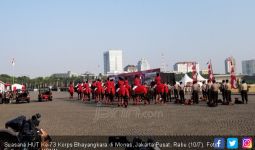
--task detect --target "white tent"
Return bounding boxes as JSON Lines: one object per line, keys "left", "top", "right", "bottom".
{"left": 179, "top": 74, "right": 193, "bottom": 86}
{"left": 197, "top": 73, "right": 207, "bottom": 82}
{"left": 11, "top": 84, "right": 22, "bottom": 91}
{"left": 0, "top": 81, "right": 5, "bottom": 92}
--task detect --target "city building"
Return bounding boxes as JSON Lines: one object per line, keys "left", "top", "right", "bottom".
{"left": 124, "top": 65, "right": 137, "bottom": 72}
{"left": 200, "top": 69, "right": 209, "bottom": 75}
{"left": 173, "top": 62, "right": 199, "bottom": 74}
{"left": 225, "top": 56, "right": 236, "bottom": 74}
{"left": 214, "top": 74, "right": 244, "bottom": 83}
{"left": 103, "top": 49, "right": 123, "bottom": 75}
{"left": 80, "top": 71, "right": 96, "bottom": 80}
{"left": 137, "top": 58, "right": 150, "bottom": 71}
{"left": 242, "top": 59, "right": 255, "bottom": 75}
{"left": 51, "top": 71, "right": 79, "bottom": 78}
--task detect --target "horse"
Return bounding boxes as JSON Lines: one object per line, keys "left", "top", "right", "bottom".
{"left": 104, "top": 86, "right": 115, "bottom": 104}
{"left": 132, "top": 85, "right": 149, "bottom": 105}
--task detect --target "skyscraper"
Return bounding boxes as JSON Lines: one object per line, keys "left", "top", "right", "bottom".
{"left": 242, "top": 59, "right": 255, "bottom": 75}
{"left": 173, "top": 62, "right": 199, "bottom": 74}
{"left": 103, "top": 50, "right": 123, "bottom": 75}
{"left": 225, "top": 56, "right": 236, "bottom": 74}
{"left": 137, "top": 58, "right": 150, "bottom": 71}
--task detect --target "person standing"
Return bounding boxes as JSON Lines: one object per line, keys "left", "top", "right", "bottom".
{"left": 192, "top": 81, "right": 200, "bottom": 104}
{"left": 220, "top": 80, "right": 226, "bottom": 103}
{"left": 206, "top": 80, "right": 213, "bottom": 104}
{"left": 212, "top": 80, "right": 219, "bottom": 106}
{"left": 201, "top": 81, "right": 207, "bottom": 101}
{"left": 225, "top": 80, "right": 232, "bottom": 103}
{"left": 167, "top": 82, "right": 172, "bottom": 102}
{"left": 240, "top": 80, "right": 248, "bottom": 104}
{"left": 173, "top": 82, "right": 179, "bottom": 100}
{"left": 179, "top": 82, "right": 185, "bottom": 103}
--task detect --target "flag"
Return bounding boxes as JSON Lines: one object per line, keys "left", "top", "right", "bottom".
{"left": 207, "top": 60, "right": 214, "bottom": 81}
{"left": 192, "top": 62, "right": 197, "bottom": 82}
{"left": 229, "top": 59, "right": 237, "bottom": 89}
{"left": 11, "top": 58, "right": 15, "bottom": 67}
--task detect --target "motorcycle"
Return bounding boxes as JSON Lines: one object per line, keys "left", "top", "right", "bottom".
{"left": 0, "top": 114, "right": 51, "bottom": 150}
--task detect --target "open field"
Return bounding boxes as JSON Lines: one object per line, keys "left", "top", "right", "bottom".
{"left": 0, "top": 92, "right": 254, "bottom": 136}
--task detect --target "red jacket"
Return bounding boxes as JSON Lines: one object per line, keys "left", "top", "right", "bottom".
{"left": 84, "top": 83, "right": 91, "bottom": 93}
{"left": 118, "top": 80, "right": 128, "bottom": 96}
{"left": 134, "top": 78, "right": 141, "bottom": 86}
{"left": 124, "top": 80, "right": 131, "bottom": 91}
{"left": 78, "top": 84, "right": 82, "bottom": 92}
{"left": 155, "top": 76, "right": 161, "bottom": 85}
{"left": 69, "top": 84, "right": 74, "bottom": 93}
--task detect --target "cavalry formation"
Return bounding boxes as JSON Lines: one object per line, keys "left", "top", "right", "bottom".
{"left": 69, "top": 73, "right": 183, "bottom": 108}
{"left": 68, "top": 73, "right": 249, "bottom": 108}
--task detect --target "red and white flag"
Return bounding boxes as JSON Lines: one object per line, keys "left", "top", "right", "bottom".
{"left": 229, "top": 58, "right": 237, "bottom": 89}
{"left": 11, "top": 58, "right": 15, "bottom": 67}
{"left": 207, "top": 60, "right": 214, "bottom": 81}
{"left": 192, "top": 62, "right": 197, "bottom": 82}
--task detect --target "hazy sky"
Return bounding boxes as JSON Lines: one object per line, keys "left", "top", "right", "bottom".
{"left": 0, "top": 0, "right": 255, "bottom": 78}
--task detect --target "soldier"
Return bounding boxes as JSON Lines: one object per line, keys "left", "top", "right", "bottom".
{"left": 201, "top": 81, "right": 207, "bottom": 100}
{"left": 206, "top": 80, "right": 213, "bottom": 104}
{"left": 225, "top": 80, "right": 232, "bottom": 103}
{"left": 220, "top": 80, "right": 226, "bottom": 103}
{"left": 192, "top": 81, "right": 200, "bottom": 104}
{"left": 173, "top": 82, "right": 179, "bottom": 100}
{"left": 167, "top": 82, "right": 172, "bottom": 102}
{"left": 240, "top": 80, "right": 248, "bottom": 104}
{"left": 212, "top": 80, "right": 219, "bottom": 106}
{"left": 179, "top": 82, "right": 185, "bottom": 103}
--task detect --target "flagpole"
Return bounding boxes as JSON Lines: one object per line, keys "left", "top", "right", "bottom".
{"left": 11, "top": 58, "right": 15, "bottom": 84}
{"left": 12, "top": 65, "right": 14, "bottom": 84}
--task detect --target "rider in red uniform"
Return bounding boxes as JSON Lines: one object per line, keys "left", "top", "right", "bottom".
{"left": 154, "top": 73, "right": 161, "bottom": 85}
{"left": 77, "top": 82, "right": 83, "bottom": 100}
{"left": 68, "top": 82, "right": 74, "bottom": 99}
{"left": 110, "top": 79, "right": 115, "bottom": 95}
{"left": 118, "top": 77, "right": 125, "bottom": 96}
{"left": 118, "top": 77, "right": 129, "bottom": 107}
{"left": 133, "top": 75, "right": 141, "bottom": 94}
{"left": 124, "top": 77, "right": 131, "bottom": 93}
{"left": 83, "top": 80, "right": 91, "bottom": 101}
{"left": 105, "top": 78, "right": 112, "bottom": 94}
{"left": 96, "top": 79, "right": 103, "bottom": 95}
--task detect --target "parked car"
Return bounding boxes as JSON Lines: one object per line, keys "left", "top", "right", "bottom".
{"left": 0, "top": 91, "right": 13, "bottom": 104}
{"left": 38, "top": 88, "right": 52, "bottom": 102}
{"left": 16, "top": 90, "right": 30, "bottom": 103}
